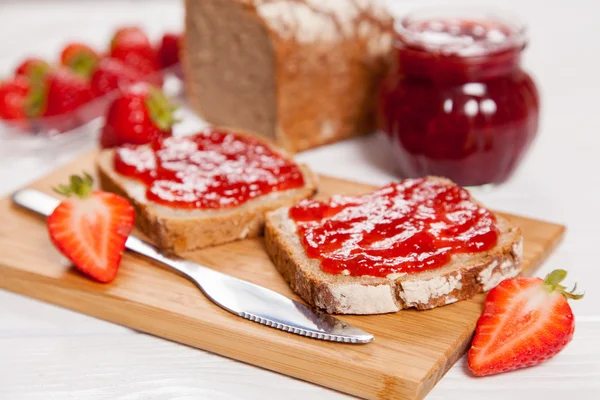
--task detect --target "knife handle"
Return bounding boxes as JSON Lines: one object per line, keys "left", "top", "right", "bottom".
{"left": 12, "top": 189, "right": 59, "bottom": 217}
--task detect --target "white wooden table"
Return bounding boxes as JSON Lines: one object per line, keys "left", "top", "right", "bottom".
{"left": 1, "top": 0, "right": 599, "bottom": 399}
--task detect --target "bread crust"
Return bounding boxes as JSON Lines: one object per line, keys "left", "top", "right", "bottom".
{"left": 97, "top": 130, "right": 318, "bottom": 253}
{"left": 182, "top": 0, "right": 394, "bottom": 153}
{"left": 264, "top": 194, "right": 523, "bottom": 315}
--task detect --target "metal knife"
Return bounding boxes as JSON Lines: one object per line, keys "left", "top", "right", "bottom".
{"left": 12, "top": 189, "right": 374, "bottom": 344}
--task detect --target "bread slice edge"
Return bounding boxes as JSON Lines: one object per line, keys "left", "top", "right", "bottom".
{"left": 97, "top": 136, "right": 318, "bottom": 253}
{"left": 265, "top": 206, "right": 523, "bottom": 315}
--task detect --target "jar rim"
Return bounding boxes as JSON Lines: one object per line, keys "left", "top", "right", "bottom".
{"left": 395, "top": 6, "right": 528, "bottom": 57}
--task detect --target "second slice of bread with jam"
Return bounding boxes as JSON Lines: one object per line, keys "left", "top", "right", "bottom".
{"left": 265, "top": 177, "right": 523, "bottom": 314}
{"left": 97, "top": 128, "right": 318, "bottom": 253}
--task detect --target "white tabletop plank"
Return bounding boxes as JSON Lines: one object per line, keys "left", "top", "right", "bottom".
{"left": 1, "top": 0, "right": 599, "bottom": 399}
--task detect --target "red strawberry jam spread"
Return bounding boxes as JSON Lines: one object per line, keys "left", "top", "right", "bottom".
{"left": 114, "top": 129, "right": 305, "bottom": 209}
{"left": 289, "top": 178, "right": 499, "bottom": 277}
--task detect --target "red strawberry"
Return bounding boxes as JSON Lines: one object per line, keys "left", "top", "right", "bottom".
{"left": 15, "top": 57, "right": 50, "bottom": 83}
{"left": 111, "top": 27, "right": 152, "bottom": 49}
{"left": 158, "top": 33, "right": 181, "bottom": 68}
{"left": 110, "top": 26, "right": 162, "bottom": 85}
{"left": 90, "top": 57, "right": 144, "bottom": 97}
{"left": 60, "top": 42, "right": 100, "bottom": 78}
{"left": 468, "top": 269, "right": 583, "bottom": 377}
{"left": 100, "top": 83, "right": 176, "bottom": 148}
{"left": 47, "top": 173, "right": 135, "bottom": 283}
{"left": 0, "top": 76, "right": 30, "bottom": 120}
{"left": 41, "top": 69, "right": 93, "bottom": 117}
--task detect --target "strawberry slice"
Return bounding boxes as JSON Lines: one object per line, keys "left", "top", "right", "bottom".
{"left": 47, "top": 173, "right": 135, "bottom": 283}
{"left": 468, "top": 269, "right": 583, "bottom": 376}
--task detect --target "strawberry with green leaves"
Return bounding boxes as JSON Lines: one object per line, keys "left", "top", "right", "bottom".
{"left": 60, "top": 42, "right": 100, "bottom": 78}
{"left": 41, "top": 69, "right": 93, "bottom": 117}
{"left": 47, "top": 173, "right": 135, "bottom": 283}
{"left": 100, "top": 83, "right": 176, "bottom": 148}
{"left": 468, "top": 269, "right": 583, "bottom": 376}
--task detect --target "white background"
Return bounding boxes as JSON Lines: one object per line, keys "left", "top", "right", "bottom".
{"left": 0, "top": 0, "right": 599, "bottom": 399}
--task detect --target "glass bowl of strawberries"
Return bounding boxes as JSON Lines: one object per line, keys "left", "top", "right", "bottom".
{"left": 0, "top": 27, "right": 181, "bottom": 157}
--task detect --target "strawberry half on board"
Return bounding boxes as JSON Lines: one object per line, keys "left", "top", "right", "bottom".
{"left": 47, "top": 173, "right": 135, "bottom": 283}
{"left": 468, "top": 269, "right": 583, "bottom": 376}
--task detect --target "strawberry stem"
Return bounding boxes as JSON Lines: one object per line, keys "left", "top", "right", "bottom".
{"left": 145, "top": 86, "right": 179, "bottom": 132}
{"left": 53, "top": 172, "right": 94, "bottom": 198}
{"left": 27, "top": 61, "right": 51, "bottom": 84}
{"left": 68, "top": 53, "right": 98, "bottom": 79}
{"left": 24, "top": 81, "right": 47, "bottom": 118}
{"left": 543, "top": 269, "right": 584, "bottom": 300}
{"left": 544, "top": 269, "right": 567, "bottom": 287}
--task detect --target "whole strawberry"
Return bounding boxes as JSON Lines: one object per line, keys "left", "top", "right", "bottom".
{"left": 42, "top": 69, "right": 93, "bottom": 117}
{"left": 110, "top": 26, "right": 162, "bottom": 86}
{"left": 15, "top": 57, "right": 50, "bottom": 83}
{"left": 60, "top": 42, "right": 100, "bottom": 78}
{"left": 468, "top": 269, "right": 583, "bottom": 376}
{"left": 100, "top": 83, "right": 177, "bottom": 148}
{"left": 111, "top": 26, "right": 152, "bottom": 49}
{"left": 47, "top": 173, "right": 135, "bottom": 283}
{"left": 158, "top": 33, "right": 181, "bottom": 68}
{"left": 0, "top": 76, "right": 30, "bottom": 120}
{"left": 90, "top": 57, "right": 144, "bottom": 98}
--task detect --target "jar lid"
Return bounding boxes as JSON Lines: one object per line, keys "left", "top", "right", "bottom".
{"left": 396, "top": 7, "right": 527, "bottom": 57}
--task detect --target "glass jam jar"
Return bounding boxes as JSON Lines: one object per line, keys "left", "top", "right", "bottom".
{"left": 378, "top": 8, "right": 540, "bottom": 186}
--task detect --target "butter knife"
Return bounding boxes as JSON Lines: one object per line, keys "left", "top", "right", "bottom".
{"left": 12, "top": 189, "right": 373, "bottom": 344}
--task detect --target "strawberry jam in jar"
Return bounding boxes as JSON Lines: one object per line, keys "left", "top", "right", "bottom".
{"left": 379, "top": 8, "right": 539, "bottom": 186}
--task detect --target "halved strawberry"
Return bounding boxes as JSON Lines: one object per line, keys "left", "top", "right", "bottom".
{"left": 47, "top": 173, "right": 135, "bottom": 283}
{"left": 468, "top": 269, "right": 583, "bottom": 376}
{"left": 60, "top": 42, "right": 100, "bottom": 78}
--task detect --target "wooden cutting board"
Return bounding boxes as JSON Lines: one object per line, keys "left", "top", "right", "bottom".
{"left": 0, "top": 151, "right": 565, "bottom": 400}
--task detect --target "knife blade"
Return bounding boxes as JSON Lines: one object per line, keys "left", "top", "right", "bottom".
{"left": 12, "top": 189, "right": 374, "bottom": 344}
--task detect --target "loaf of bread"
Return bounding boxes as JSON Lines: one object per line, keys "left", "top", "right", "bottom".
{"left": 183, "top": 0, "right": 394, "bottom": 153}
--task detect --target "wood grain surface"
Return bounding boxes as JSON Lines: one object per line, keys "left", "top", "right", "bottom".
{"left": 0, "top": 151, "right": 565, "bottom": 400}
